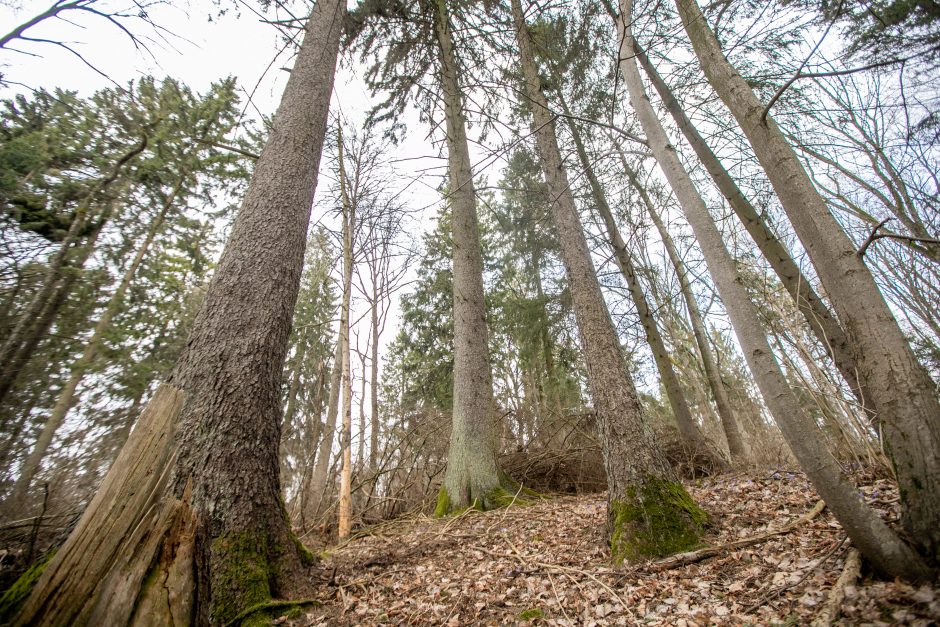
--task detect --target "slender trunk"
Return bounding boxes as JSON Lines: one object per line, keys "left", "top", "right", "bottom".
{"left": 305, "top": 336, "right": 343, "bottom": 524}
{"left": 369, "top": 286, "right": 379, "bottom": 471}
{"left": 616, "top": 0, "right": 930, "bottom": 581}
{"left": 8, "top": 178, "right": 185, "bottom": 511}
{"left": 558, "top": 95, "right": 715, "bottom": 459}
{"left": 15, "top": 2, "right": 345, "bottom": 623}
{"left": 432, "top": 0, "right": 503, "bottom": 514}
{"left": 0, "top": 140, "right": 147, "bottom": 408}
{"left": 674, "top": 0, "right": 940, "bottom": 563}
{"left": 337, "top": 126, "right": 354, "bottom": 539}
{"left": 616, "top": 149, "right": 748, "bottom": 462}
{"left": 512, "top": 0, "right": 705, "bottom": 561}
{"left": 633, "top": 44, "right": 873, "bottom": 414}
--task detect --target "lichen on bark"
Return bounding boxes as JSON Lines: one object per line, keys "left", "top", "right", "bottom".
{"left": 609, "top": 477, "right": 707, "bottom": 563}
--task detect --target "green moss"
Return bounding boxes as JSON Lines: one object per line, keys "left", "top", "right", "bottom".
{"left": 435, "top": 473, "right": 543, "bottom": 517}
{"left": 224, "top": 599, "right": 321, "bottom": 627}
{"left": 210, "top": 532, "right": 274, "bottom": 625}
{"left": 0, "top": 549, "right": 56, "bottom": 623}
{"left": 290, "top": 534, "right": 317, "bottom": 567}
{"left": 517, "top": 607, "right": 544, "bottom": 620}
{"left": 609, "top": 476, "right": 707, "bottom": 563}
{"left": 434, "top": 486, "right": 451, "bottom": 518}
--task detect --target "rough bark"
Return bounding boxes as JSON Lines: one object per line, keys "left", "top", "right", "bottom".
{"left": 433, "top": 0, "right": 504, "bottom": 514}
{"left": 9, "top": 177, "right": 184, "bottom": 512}
{"left": 15, "top": 1, "right": 344, "bottom": 623}
{"left": 513, "top": 0, "right": 705, "bottom": 561}
{"left": 617, "top": 151, "right": 748, "bottom": 462}
{"left": 558, "top": 96, "right": 716, "bottom": 460}
{"left": 633, "top": 44, "right": 874, "bottom": 414}
{"left": 674, "top": 0, "right": 940, "bottom": 564}
{"left": 616, "top": 0, "right": 931, "bottom": 581}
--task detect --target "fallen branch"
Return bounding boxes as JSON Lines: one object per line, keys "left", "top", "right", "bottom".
{"left": 649, "top": 499, "right": 826, "bottom": 571}
{"left": 811, "top": 548, "right": 861, "bottom": 626}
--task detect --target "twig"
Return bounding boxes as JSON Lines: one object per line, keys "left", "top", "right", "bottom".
{"left": 856, "top": 218, "right": 893, "bottom": 258}
{"left": 856, "top": 217, "right": 940, "bottom": 259}
{"left": 649, "top": 500, "right": 826, "bottom": 571}
{"left": 811, "top": 548, "right": 861, "bottom": 626}
{"left": 744, "top": 535, "right": 848, "bottom": 614}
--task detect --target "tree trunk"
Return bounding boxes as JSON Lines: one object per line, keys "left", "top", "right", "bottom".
{"left": 337, "top": 125, "right": 354, "bottom": 540}
{"left": 0, "top": 140, "right": 147, "bottom": 408}
{"left": 616, "top": 150, "right": 748, "bottom": 462}
{"left": 674, "top": 0, "right": 940, "bottom": 564}
{"left": 558, "top": 96, "right": 717, "bottom": 461}
{"left": 432, "top": 0, "right": 504, "bottom": 514}
{"left": 512, "top": 0, "right": 705, "bottom": 562}
{"left": 369, "top": 285, "right": 379, "bottom": 471}
{"left": 304, "top": 336, "right": 343, "bottom": 525}
{"left": 616, "top": 0, "right": 931, "bottom": 581}
{"left": 15, "top": 2, "right": 345, "bottom": 623}
{"left": 8, "top": 177, "right": 185, "bottom": 512}
{"left": 632, "top": 44, "right": 874, "bottom": 415}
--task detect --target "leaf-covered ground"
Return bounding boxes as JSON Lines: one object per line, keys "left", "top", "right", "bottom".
{"left": 291, "top": 473, "right": 939, "bottom": 625}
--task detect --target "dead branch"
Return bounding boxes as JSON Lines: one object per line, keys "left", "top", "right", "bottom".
{"left": 811, "top": 547, "right": 862, "bottom": 626}
{"left": 648, "top": 499, "right": 826, "bottom": 571}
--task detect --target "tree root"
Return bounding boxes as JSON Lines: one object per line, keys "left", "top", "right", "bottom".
{"left": 224, "top": 598, "right": 322, "bottom": 627}
{"left": 648, "top": 499, "right": 825, "bottom": 571}
{"left": 811, "top": 548, "right": 861, "bottom": 626}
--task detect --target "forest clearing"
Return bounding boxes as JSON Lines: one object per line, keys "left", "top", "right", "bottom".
{"left": 1, "top": 0, "right": 938, "bottom": 624}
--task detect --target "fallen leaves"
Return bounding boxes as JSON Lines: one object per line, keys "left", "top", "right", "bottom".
{"left": 289, "top": 472, "right": 939, "bottom": 625}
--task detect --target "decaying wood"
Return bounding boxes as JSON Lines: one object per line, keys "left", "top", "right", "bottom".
{"left": 812, "top": 548, "right": 862, "bottom": 626}
{"left": 649, "top": 500, "right": 826, "bottom": 571}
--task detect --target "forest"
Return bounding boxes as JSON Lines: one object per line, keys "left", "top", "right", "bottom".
{"left": 0, "top": 0, "right": 938, "bottom": 624}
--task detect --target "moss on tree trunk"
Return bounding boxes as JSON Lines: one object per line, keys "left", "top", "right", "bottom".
{"left": 609, "top": 477, "right": 706, "bottom": 563}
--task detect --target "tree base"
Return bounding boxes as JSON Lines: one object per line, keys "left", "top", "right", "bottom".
{"left": 609, "top": 476, "right": 707, "bottom": 563}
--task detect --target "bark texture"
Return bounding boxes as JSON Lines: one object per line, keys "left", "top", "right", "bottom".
{"left": 617, "top": 0, "right": 931, "bottom": 581}
{"left": 433, "top": 0, "right": 504, "bottom": 513}
{"left": 674, "top": 0, "right": 940, "bottom": 564}
{"left": 633, "top": 44, "right": 873, "bottom": 414}
{"left": 16, "top": 1, "right": 345, "bottom": 623}
{"left": 513, "top": 0, "right": 704, "bottom": 561}
{"left": 337, "top": 126, "right": 354, "bottom": 540}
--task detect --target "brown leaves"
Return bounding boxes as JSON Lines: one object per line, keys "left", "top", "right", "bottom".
{"left": 289, "top": 473, "right": 939, "bottom": 625}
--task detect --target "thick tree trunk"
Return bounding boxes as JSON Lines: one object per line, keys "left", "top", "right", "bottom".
{"left": 337, "top": 126, "right": 354, "bottom": 540}
{"left": 0, "top": 140, "right": 146, "bottom": 408}
{"left": 616, "top": 151, "right": 748, "bottom": 462}
{"left": 9, "top": 178, "right": 184, "bottom": 512}
{"left": 616, "top": 0, "right": 931, "bottom": 581}
{"left": 432, "top": 0, "right": 504, "bottom": 514}
{"left": 633, "top": 44, "right": 874, "bottom": 415}
{"left": 512, "top": 0, "right": 705, "bottom": 561}
{"left": 674, "top": 0, "right": 940, "bottom": 564}
{"left": 558, "top": 98, "right": 717, "bottom": 461}
{"left": 15, "top": 2, "right": 345, "bottom": 623}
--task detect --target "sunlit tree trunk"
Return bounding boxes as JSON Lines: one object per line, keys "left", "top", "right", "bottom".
{"left": 337, "top": 126, "right": 354, "bottom": 539}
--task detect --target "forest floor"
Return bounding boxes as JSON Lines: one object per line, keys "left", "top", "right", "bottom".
{"left": 291, "top": 472, "right": 940, "bottom": 626}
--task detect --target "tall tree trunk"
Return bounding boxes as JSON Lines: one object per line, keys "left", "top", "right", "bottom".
{"left": 369, "top": 284, "right": 380, "bottom": 471}
{"left": 0, "top": 140, "right": 147, "bottom": 408}
{"left": 616, "top": 0, "right": 931, "bottom": 581}
{"left": 304, "top": 336, "right": 343, "bottom": 526}
{"left": 512, "top": 0, "right": 705, "bottom": 561}
{"left": 557, "top": 95, "right": 717, "bottom": 462}
{"left": 15, "top": 2, "right": 345, "bottom": 623}
{"left": 632, "top": 44, "right": 874, "bottom": 415}
{"left": 8, "top": 177, "right": 185, "bottom": 512}
{"left": 432, "top": 0, "right": 504, "bottom": 514}
{"left": 616, "top": 150, "right": 748, "bottom": 462}
{"left": 337, "top": 126, "right": 354, "bottom": 540}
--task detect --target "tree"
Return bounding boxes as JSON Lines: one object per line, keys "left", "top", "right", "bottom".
{"left": 674, "top": 0, "right": 940, "bottom": 566}
{"left": 511, "top": 0, "right": 706, "bottom": 562}
{"left": 13, "top": 0, "right": 346, "bottom": 621}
